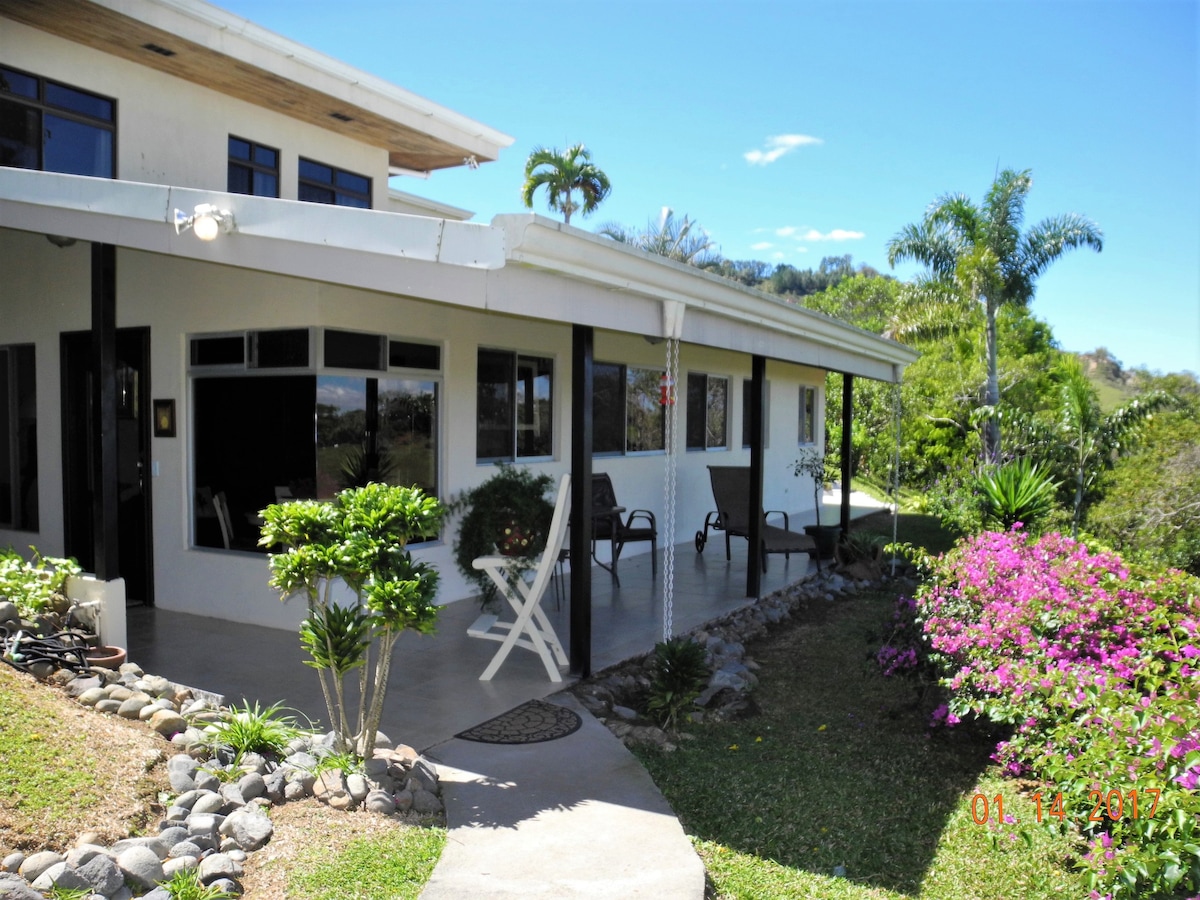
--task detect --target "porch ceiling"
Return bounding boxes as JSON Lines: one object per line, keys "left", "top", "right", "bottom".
{"left": 0, "top": 0, "right": 513, "bottom": 172}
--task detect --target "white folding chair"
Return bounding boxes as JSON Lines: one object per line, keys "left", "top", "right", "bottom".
{"left": 467, "top": 474, "right": 571, "bottom": 682}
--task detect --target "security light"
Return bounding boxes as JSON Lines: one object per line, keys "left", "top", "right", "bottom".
{"left": 174, "top": 204, "right": 235, "bottom": 241}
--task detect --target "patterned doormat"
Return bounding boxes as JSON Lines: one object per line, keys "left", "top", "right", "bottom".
{"left": 455, "top": 699, "right": 583, "bottom": 745}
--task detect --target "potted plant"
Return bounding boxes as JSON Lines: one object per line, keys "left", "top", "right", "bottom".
{"left": 791, "top": 449, "right": 839, "bottom": 560}
{"left": 448, "top": 463, "right": 555, "bottom": 606}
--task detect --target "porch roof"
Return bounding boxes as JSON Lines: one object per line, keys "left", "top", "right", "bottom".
{"left": 0, "top": 167, "right": 919, "bottom": 382}
{"left": 0, "top": 0, "right": 513, "bottom": 173}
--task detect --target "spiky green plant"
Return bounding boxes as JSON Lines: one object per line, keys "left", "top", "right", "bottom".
{"left": 200, "top": 700, "right": 307, "bottom": 759}
{"left": 646, "top": 636, "right": 710, "bottom": 730}
{"left": 977, "top": 458, "right": 1060, "bottom": 533}
{"left": 162, "top": 868, "right": 237, "bottom": 900}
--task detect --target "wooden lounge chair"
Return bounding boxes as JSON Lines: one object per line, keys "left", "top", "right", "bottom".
{"left": 698, "top": 465, "right": 815, "bottom": 572}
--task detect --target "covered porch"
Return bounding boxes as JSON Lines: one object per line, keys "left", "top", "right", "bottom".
{"left": 126, "top": 493, "right": 888, "bottom": 752}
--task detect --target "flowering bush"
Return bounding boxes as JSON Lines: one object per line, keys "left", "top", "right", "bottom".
{"left": 910, "top": 528, "right": 1200, "bottom": 899}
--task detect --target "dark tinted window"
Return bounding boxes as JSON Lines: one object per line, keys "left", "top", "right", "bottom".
{"left": 324, "top": 329, "right": 384, "bottom": 371}
{"left": 299, "top": 157, "right": 371, "bottom": 208}
{"left": 228, "top": 136, "right": 279, "bottom": 198}
{"left": 190, "top": 336, "right": 246, "bottom": 367}
{"left": 253, "top": 329, "right": 309, "bottom": 369}
{"left": 389, "top": 341, "right": 440, "bottom": 370}
{"left": 0, "top": 68, "right": 114, "bottom": 178}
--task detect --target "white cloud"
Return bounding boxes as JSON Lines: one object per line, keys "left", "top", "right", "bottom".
{"left": 751, "top": 241, "right": 775, "bottom": 251}
{"left": 776, "top": 227, "right": 865, "bottom": 242}
{"left": 743, "top": 134, "right": 823, "bottom": 166}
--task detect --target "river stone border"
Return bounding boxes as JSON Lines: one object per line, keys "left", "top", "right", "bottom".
{"left": 569, "top": 567, "right": 913, "bottom": 749}
{"left": 0, "top": 656, "right": 444, "bottom": 899}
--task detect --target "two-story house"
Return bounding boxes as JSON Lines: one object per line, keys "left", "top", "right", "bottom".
{"left": 0, "top": 0, "right": 917, "bottom": 660}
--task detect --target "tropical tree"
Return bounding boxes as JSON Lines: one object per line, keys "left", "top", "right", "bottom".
{"left": 886, "top": 168, "right": 1103, "bottom": 463}
{"left": 598, "top": 208, "right": 717, "bottom": 266}
{"left": 520, "top": 143, "right": 611, "bottom": 225}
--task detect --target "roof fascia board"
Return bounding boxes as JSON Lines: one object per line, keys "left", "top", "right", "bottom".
{"left": 495, "top": 213, "right": 919, "bottom": 373}
{"left": 0, "top": 168, "right": 504, "bottom": 287}
{"left": 92, "top": 0, "right": 514, "bottom": 160}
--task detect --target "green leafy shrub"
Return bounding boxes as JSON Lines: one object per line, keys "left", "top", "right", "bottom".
{"left": 260, "top": 482, "right": 443, "bottom": 759}
{"left": 977, "top": 458, "right": 1060, "bottom": 533}
{"left": 645, "top": 636, "right": 710, "bottom": 730}
{"left": 448, "top": 464, "right": 554, "bottom": 605}
{"left": 910, "top": 529, "right": 1200, "bottom": 898}
{"left": 0, "top": 548, "right": 82, "bottom": 619}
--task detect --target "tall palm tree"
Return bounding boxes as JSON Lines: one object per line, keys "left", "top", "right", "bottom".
{"left": 598, "top": 208, "right": 718, "bottom": 266}
{"left": 520, "top": 143, "right": 611, "bottom": 226}
{"left": 886, "top": 169, "right": 1102, "bottom": 462}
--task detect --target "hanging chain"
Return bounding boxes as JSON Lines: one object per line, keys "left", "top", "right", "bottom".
{"left": 891, "top": 381, "right": 902, "bottom": 577}
{"left": 662, "top": 336, "right": 680, "bottom": 641}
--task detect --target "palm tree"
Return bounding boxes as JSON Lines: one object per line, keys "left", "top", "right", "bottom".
{"left": 520, "top": 144, "right": 611, "bottom": 226}
{"left": 598, "top": 208, "right": 718, "bottom": 266}
{"left": 886, "top": 169, "right": 1102, "bottom": 463}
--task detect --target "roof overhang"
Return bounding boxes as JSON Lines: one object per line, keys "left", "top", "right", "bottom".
{"left": 0, "top": 169, "right": 918, "bottom": 383}
{"left": 0, "top": 0, "right": 514, "bottom": 172}
{"left": 495, "top": 214, "right": 919, "bottom": 382}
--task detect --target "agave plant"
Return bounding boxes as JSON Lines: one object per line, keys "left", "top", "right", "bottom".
{"left": 977, "top": 458, "right": 1060, "bottom": 532}
{"left": 645, "top": 636, "right": 710, "bottom": 731}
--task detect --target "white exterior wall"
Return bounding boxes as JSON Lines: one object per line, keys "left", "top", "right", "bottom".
{"left": 0, "top": 231, "right": 825, "bottom": 630}
{"left": 0, "top": 21, "right": 390, "bottom": 204}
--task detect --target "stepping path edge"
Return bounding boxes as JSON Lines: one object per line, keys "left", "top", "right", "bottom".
{"left": 420, "top": 692, "right": 706, "bottom": 899}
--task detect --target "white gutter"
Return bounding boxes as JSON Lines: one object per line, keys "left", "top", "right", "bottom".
{"left": 495, "top": 213, "right": 920, "bottom": 373}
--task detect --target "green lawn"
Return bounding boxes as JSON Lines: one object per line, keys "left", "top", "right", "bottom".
{"left": 633, "top": 587, "right": 1081, "bottom": 899}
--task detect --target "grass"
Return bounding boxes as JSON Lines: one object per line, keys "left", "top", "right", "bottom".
{"left": 282, "top": 829, "right": 446, "bottom": 899}
{"left": 851, "top": 511, "right": 959, "bottom": 557}
{"left": 0, "top": 663, "right": 165, "bottom": 850}
{"left": 632, "top": 586, "right": 1081, "bottom": 899}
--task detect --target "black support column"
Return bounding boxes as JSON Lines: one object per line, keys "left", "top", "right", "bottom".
{"left": 840, "top": 374, "right": 853, "bottom": 537}
{"left": 746, "top": 354, "right": 766, "bottom": 598}
{"left": 91, "top": 243, "right": 119, "bottom": 580}
{"left": 569, "top": 325, "right": 594, "bottom": 677}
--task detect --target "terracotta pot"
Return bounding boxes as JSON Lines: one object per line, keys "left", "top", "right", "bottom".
{"left": 85, "top": 645, "right": 127, "bottom": 669}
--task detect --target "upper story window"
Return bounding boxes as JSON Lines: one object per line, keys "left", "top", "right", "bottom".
{"left": 593, "top": 362, "right": 665, "bottom": 455}
{"left": 298, "top": 157, "right": 371, "bottom": 208}
{"left": 476, "top": 348, "right": 553, "bottom": 462}
{"left": 799, "top": 385, "right": 817, "bottom": 444}
{"left": 686, "top": 372, "right": 728, "bottom": 451}
{"left": 0, "top": 65, "right": 114, "bottom": 177}
{"left": 228, "top": 136, "right": 278, "bottom": 197}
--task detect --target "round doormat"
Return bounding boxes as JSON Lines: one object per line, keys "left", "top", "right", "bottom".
{"left": 456, "top": 699, "right": 582, "bottom": 745}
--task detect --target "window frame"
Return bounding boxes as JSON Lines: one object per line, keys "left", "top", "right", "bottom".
{"left": 593, "top": 361, "right": 666, "bottom": 457}
{"left": 685, "top": 371, "right": 730, "bottom": 452}
{"left": 227, "top": 135, "right": 279, "bottom": 198}
{"left": 475, "top": 347, "right": 554, "bottom": 464}
{"left": 0, "top": 64, "right": 115, "bottom": 178}
{"left": 798, "top": 385, "right": 818, "bottom": 445}
{"left": 187, "top": 328, "right": 442, "bottom": 552}
{"left": 298, "top": 156, "right": 372, "bottom": 208}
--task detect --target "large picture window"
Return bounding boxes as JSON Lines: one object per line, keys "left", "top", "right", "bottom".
{"left": 0, "top": 66, "right": 114, "bottom": 177}
{"left": 190, "top": 330, "right": 440, "bottom": 551}
{"left": 476, "top": 348, "right": 553, "bottom": 462}
{"left": 0, "top": 345, "right": 37, "bottom": 531}
{"left": 799, "top": 385, "right": 817, "bottom": 444}
{"left": 686, "top": 372, "right": 728, "bottom": 451}
{"left": 593, "top": 362, "right": 665, "bottom": 455}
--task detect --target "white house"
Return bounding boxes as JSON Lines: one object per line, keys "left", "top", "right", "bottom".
{"left": 0, "top": 0, "right": 917, "bottom": 658}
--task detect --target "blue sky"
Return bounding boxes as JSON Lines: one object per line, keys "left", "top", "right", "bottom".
{"left": 222, "top": 0, "right": 1198, "bottom": 375}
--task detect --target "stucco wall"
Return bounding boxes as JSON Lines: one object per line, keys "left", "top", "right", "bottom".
{"left": 0, "top": 21, "right": 390, "bottom": 205}
{"left": 0, "top": 234, "right": 825, "bottom": 630}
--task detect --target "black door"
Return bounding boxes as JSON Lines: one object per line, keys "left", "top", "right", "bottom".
{"left": 61, "top": 327, "right": 154, "bottom": 606}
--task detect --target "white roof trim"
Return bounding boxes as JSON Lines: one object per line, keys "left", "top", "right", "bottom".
{"left": 94, "top": 0, "right": 514, "bottom": 159}
{"left": 494, "top": 213, "right": 919, "bottom": 372}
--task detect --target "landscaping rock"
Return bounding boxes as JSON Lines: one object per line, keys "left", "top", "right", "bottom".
{"left": 17, "top": 851, "right": 63, "bottom": 883}
{"left": 365, "top": 789, "right": 396, "bottom": 815}
{"left": 116, "top": 845, "right": 164, "bottom": 889}
{"left": 31, "top": 861, "right": 91, "bottom": 893}
{"left": 1, "top": 852, "right": 24, "bottom": 873}
{"left": 0, "top": 872, "right": 43, "bottom": 900}
{"left": 197, "top": 852, "right": 242, "bottom": 883}
{"left": 221, "top": 809, "right": 274, "bottom": 851}
{"left": 149, "top": 708, "right": 186, "bottom": 737}
{"left": 76, "top": 852, "right": 125, "bottom": 896}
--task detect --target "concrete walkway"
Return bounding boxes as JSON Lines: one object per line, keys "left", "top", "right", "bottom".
{"left": 420, "top": 693, "right": 706, "bottom": 899}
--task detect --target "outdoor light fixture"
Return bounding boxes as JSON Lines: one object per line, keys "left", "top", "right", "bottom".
{"left": 173, "top": 203, "right": 235, "bottom": 241}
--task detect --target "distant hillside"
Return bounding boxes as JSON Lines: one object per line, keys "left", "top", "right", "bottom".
{"left": 1078, "top": 348, "right": 1135, "bottom": 411}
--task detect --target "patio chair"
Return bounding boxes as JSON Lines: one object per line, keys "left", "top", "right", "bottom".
{"left": 698, "top": 465, "right": 815, "bottom": 572}
{"left": 591, "top": 472, "right": 658, "bottom": 583}
{"left": 467, "top": 473, "right": 572, "bottom": 682}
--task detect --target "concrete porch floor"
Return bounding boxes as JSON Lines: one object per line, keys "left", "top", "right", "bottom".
{"left": 127, "top": 493, "right": 889, "bottom": 752}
